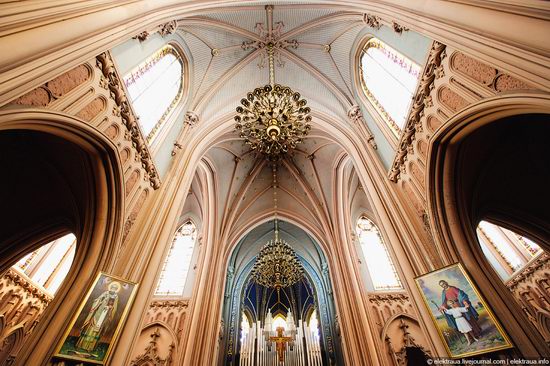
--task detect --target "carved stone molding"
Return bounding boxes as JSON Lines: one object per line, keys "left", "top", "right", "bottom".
{"left": 96, "top": 52, "right": 161, "bottom": 189}
{"left": 368, "top": 292, "right": 409, "bottom": 306}
{"left": 130, "top": 328, "right": 175, "bottom": 366}
{"left": 3, "top": 269, "right": 52, "bottom": 303}
{"left": 134, "top": 20, "right": 178, "bottom": 42}
{"left": 150, "top": 299, "right": 190, "bottom": 309}
{"left": 159, "top": 20, "right": 178, "bottom": 37}
{"left": 184, "top": 111, "right": 199, "bottom": 127}
{"left": 392, "top": 22, "right": 409, "bottom": 35}
{"left": 385, "top": 318, "right": 432, "bottom": 365}
{"left": 0, "top": 268, "right": 51, "bottom": 363}
{"left": 347, "top": 105, "right": 378, "bottom": 150}
{"left": 505, "top": 252, "right": 550, "bottom": 342}
{"left": 507, "top": 253, "right": 549, "bottom": 290}
{"left": 363, "top": 14, "right": 382, "bottom": 30}
{"left": 388, "top": 41, "right": 447, "bottom": 182}
{"left": 133, "top": 31, "right": 150, "bottom": 42}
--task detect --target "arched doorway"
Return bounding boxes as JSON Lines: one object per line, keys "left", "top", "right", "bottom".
{"left": 0, "top": 110, "right": 124, "bottom": 364}
{"left": 427, "top": 94, "right": 550, "bottom": 357}
{"left": 220, "top": 220, "right": 343, "bottom": 365}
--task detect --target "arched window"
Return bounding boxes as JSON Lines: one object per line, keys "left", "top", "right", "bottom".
{"left": 273, "top": 315, "right": 287, "bottom": 331}
{"left": 476, "top": 220, "right": 542, "bottom": 280}
{"left": 123, "top": 44, "right": 185, "bottom": 141}
{"left": 240, "top": 312, "right": 251, "bottom": 343}
{"left": 359, "top": 38, "right": 421, "bottom": 136}
{"left": 13, "top": 233, "right": 76, "bottom": 295}
{"left": 308, "top": 310, "right": 320, "bottom": 339}
{"left": 356, "top": 217, "right": 402, "bottom": 290}
{"left": 155, "top": 221, "right": 197, "bottom": 296}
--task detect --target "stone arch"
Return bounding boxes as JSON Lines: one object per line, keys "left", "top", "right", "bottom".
{"left": 381, "top": 313, "right": 431, "bottom": 366}
{"left": 426, "top": 92, "right": 550, "bottom": 357}
{"left": 130, "top": 322, "right": 178, "bottom": 365}
{"left": 0, "top": 108, "right": 124, "bottom": 364}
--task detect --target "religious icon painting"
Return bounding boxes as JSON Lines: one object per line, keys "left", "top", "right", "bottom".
{"left": 54, "top": 272, "right": 138, "bottom": 364}
{"left": 414, "top": 263, "right": 513, "bottom": 358}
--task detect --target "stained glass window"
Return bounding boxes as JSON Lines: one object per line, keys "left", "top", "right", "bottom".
{"left": 14, "top": 233, "right": 76, "bottom": 294}
{"left": 155, "top": 221, "right": 197, "bottom": 296}
{"left": 124, "top": 44, "right": 185, "bottom": 141}
{"left": 359, "top": 38, "right": 421, "bottom": 136}
{"left": 356, "top": 217, "right": 402, "bottom": 290}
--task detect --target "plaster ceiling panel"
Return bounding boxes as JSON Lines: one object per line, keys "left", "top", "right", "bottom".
{"left": 233, "top": 187, "right": 321, "bottom": 237}
{"left": 314, "top": 141, "right": 346, "bottom": 216}
{"left": 181, "top": 184, "right": 202, "bottom": 223}
{"left": 232, "top": 220, "right": 324, "bottom": 275}
{"left": 329, "top": 23, "right": 364, "bottom": 93}
{"left": 290, "top": 140, "right": 344, "bottom": 218}
{"left": 231, "top": 162, "right": 272, "bottom": 212}
{"left": 204, "top": 147, "right": 240, "bottom": 219}
{"left": 222, "top": 137, "right": 254, "bottom": 158}
{"left": 201, "top": 58, "right": 268, "bottom": 122}
{"left": 278, "top": 159, "right": 314, "bottom": 205}
{"left": 275, "top": 8, "right": 342, "bottom": 33}
{"left": 193, "top": 47, "right": 256, "bottom": 110}
{"left": 203, "top": 8, "right": 267, "bottom": 34}
{"left": 179, "top": 31, "right": 213, "bottom": 97}
{"left": 295, "top": 19, "right": 360, "bottom": 46}
{"left": 288, "top": 47, "right": 351, "bottom": 100}
{"left": 228, "top": 157, "right": 266, "bottom": 204}
{"left": 181, "top": 24, "right": 254, "bottom": 49}
{"left": 275, "top": 57, "right": 348, "bottom": 119}
{"left": 350, "top": 169, "right": 373, "bottom": 218}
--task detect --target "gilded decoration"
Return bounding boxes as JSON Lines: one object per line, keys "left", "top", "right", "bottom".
{"left": 96, "top": 52, "right": 161, "bottom": 189}
{"left": 234, "top": 7, "right": 311, "bottom": 161}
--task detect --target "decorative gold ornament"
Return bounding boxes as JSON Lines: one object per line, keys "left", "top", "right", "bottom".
{"left": 235, "top": 84, "right": 311, "bottom": 158}
{"left": 251, "top": 223, "right": 304, "bottom": 290}
{"left": 235, "top": 35, "right": 311, "bottom": 159}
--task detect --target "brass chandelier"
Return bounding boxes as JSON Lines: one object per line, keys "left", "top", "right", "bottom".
{"left": 235, "top": 42, "right": 311, "bottom": 159}
{"left": 251, "top": 165, "right": 304, "bottom": 290}
{"left": 251, "top": 221, "right": 304, "bottom": 290}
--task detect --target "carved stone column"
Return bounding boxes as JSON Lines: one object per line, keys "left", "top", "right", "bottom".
{"left": 347, "top": 105, "right": 377, "bottom": 150}
{"left": 172, "top": 111, "right": 199, "bottom": 156}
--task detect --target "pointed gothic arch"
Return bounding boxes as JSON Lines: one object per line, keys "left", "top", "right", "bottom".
{"left": 427, "top": 92, "right": 550, "bottom": 357}
{"left": 0, "top": 108, "right": 125, "bottom": 364}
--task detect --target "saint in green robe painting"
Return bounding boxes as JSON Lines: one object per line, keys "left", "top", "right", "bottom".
{"left": 76, "top": 281, "right": 120, "bottom": 352}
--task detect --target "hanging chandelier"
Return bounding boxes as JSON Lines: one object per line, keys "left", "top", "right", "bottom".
{"left": 235, "top": 42, "right": 311, "bottom": 160}
{"left": 251, "top": 165, "right": 304, "bottom": 290}
{"left": 252, "top": 227, "right": 304, "bottom": 290}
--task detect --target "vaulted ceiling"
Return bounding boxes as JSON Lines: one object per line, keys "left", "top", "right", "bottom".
{"left": 178, "top": 5, "right": 364, "bottom": 123}
{"left": 177, "top": 4, "right": 377, "bottom": 251}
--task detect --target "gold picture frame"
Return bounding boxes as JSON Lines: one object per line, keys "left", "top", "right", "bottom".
{"left": 53, "top": 272, "right": 138, "bottom": 364}
{"left": 415, "top": 263, "right": 513, "bottom": 358}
